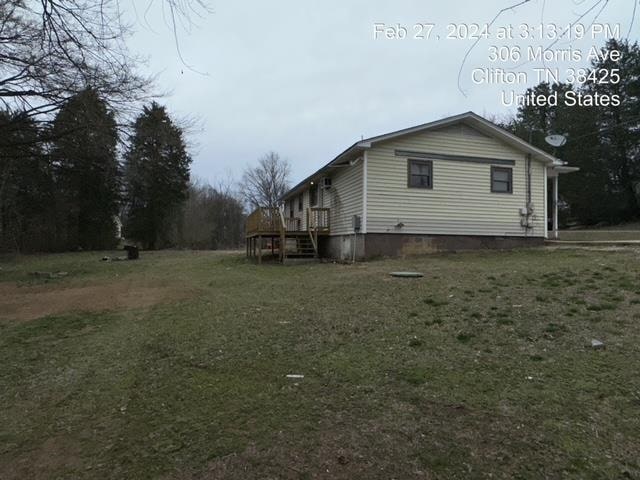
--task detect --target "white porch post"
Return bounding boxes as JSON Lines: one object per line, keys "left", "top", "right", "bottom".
{"left": 553, "top": 175, "right": 559, "bottom": 239}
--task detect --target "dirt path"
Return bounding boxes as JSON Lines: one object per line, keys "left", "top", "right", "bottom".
{"left": 0, "top": 280, "right": 195, "bottom": 322}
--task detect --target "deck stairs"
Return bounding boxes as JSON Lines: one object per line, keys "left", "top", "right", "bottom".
{"left": 287, "top": 235, "right": 317, "bottom": 259}
{"left": 279, "top": 210, "right": 319, "bottom": 260}
{"left": 245, "top": 207, "right": 329, "bottom": 263}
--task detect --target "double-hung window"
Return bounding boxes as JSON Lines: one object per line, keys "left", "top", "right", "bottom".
{"left": 407, "top": 159, "right": 433, "bottom": 189}
{"left": 491, "top": 167, "right": 513, "bottom": 194}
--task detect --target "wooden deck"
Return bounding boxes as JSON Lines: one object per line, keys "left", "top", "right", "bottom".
{"left": 246, "top": 207, "right": 330, "bottom": 237}
{"left": 245, "top": 207, "right": 330, "bottom": 262}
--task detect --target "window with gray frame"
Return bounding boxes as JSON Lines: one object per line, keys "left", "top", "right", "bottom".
{"left": 298, "top": 194, "right": 303, "bottom": 211}
{"left": 491, "top": 166, "right": 513, "bottom": 193}
{"left": 408, "top": 159, "right": 433, "bottom": 189}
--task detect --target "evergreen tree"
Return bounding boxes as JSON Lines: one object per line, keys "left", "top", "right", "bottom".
{"left": 506, "top": 40, "right": 640, "bottom": 225}
{"left": 507, "top": 83, "right": 608, "bottom": 224}
{"left": 51, "top": 88, "right": 120, "bottom": 250}
{"left": 123, "top": 103, "right": 191, "bottom": 249}
{"left": 551, "top": 97, "right": 610, "bottom": 224}
{"left": 587, "top": 39, "right": 640, "bottom": 220}
{"left": 0, "top": 112, "right": 55, "bottom": 251}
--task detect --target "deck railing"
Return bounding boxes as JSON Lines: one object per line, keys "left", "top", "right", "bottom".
{"left": 307, "top": 207, "right": 330, "bottom": 232}
{"left": 246, "top": 207, "right": 330, "bottom": 236}
{"left": 246, "top": 207, "right": 280, "bottom": 236}
{"left": 283, "top": 217, "right": 301, "bottom": 232}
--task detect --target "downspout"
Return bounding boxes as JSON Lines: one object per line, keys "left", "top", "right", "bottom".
{"left": 521, "top": 154, "right": 534, "bottom": 236}
{"left": 553, "top": 175, "right": 559, "bottom": 239}
{"left": 360, "top": 150, "right": 368, "bottom": 261}
{"left": 543, "top": 165, "right": 548, "bottom": 239}
{"left": 352, "top": 231, "right": 356, "bottom": 264}
{"left": 526, "top": 154, "right": 532, "bottom": 208}
{"left": 362, "top": 151, "right": 368, "bottom": 234}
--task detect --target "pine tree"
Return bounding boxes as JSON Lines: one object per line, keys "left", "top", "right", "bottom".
{"left": 123, "top": 103, "right": 191, "bottom": 249}
{"left": 0, "top": 112, "right": 55, "bottom": 251}
{"left": 551, "top": 98, "right": 609, "bottom": 224}
{"left": 587, "top": 39, "right": 640, "bottom": 220}
{"left": 51, "top": 88, "right": 120, "bottom": 250}
{"left": 506, "top": 38, "right": 640, "bottom": 225}
{"left": 506, "top": 83, "right": 606, "bottom": 224}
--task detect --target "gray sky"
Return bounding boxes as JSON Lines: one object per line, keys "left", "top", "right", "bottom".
{"left": 128, "top": 0, "right": 635, "bottom": 186}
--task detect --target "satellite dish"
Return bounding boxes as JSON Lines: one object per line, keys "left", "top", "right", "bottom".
{"left": 545, "top": 134, "right": 567, "bottom": 148}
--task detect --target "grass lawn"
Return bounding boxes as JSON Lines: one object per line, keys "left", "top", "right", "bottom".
{"left": 559, "top": 222, "right": 640, "bottom": 242}
{"left": 1, "top": 248, "right": 640, "bottom": 479}
{"left": 558, "top": 231, "right": 640, "bottom": 242}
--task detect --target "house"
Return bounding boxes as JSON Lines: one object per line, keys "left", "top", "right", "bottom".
{"left": 245, "top": 112, "right": 578, "bottom": 262}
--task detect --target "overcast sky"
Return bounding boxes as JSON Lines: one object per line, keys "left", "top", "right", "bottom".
{"left": 127, "top": 0, "right": 635, "bottom": 185}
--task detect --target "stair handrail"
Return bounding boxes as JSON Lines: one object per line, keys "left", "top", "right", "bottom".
{"left": 278, "top": 208, "right": 286, "bottom": 262}
{"left": 306, "top": 207, "right": 318, "bottom": 255}
{"left": 278, "top": 208, "right": 286, "bottom": 231}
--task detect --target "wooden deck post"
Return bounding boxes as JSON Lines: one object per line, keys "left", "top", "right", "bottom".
{"left": 281, "top": 234, "right": 286, "bottom": 263}
{"left": 258, "top": 235, "right": 262, "bottom": 264}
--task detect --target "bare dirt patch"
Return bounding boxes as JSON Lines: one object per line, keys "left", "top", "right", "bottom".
{"left": 0, "top": 435, "right": 85, "bottom": 480}
{"left": 0, "top": 280, "right": 194, "bottom": 322}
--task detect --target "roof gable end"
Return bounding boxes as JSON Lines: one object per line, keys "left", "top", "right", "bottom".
{"left": 280, "top": 111, "right": 563, "bottom": 202}
{"left": 364, "top": 112, "right": 556, "bottom": 164}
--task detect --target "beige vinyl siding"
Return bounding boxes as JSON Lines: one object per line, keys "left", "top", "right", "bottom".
{"left": 366, "top": 124, "right": 546, "bottom": 237}
{"left": 325, "top": 161, "right": 363, "bottom": 235}
{"left": 285, "top": 184, "right": 315, "bottom": 230}
{"left": 287, "top": 161, "right": 363, "bottom": 235}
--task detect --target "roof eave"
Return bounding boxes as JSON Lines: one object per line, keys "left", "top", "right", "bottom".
{"left": 364, "top": 111, "right": 558, "bottom": 165}
{"left": 279, "top": 111, "right": 565, "bottom": 203}
{"left": 549, "top": 165, "right": 580, "bottom": 176}
{"left": 279, "top": 143, "right": 367, "bottom": 201}
{"left": 463, "top": 114, "right": 558, "bottom": 164}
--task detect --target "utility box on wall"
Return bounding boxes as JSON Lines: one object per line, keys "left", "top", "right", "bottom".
{"left": 352, "top": 215, "right": 361, "bottom": 232}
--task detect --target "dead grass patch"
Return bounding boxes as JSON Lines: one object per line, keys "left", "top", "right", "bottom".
{"left": 0, "top": 281, "right": 194, "bottom": 322}
{"left": 0, "top": 435, "right": 84, "bottom": 480}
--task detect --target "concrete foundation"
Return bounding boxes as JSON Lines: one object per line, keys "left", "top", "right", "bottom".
{"left": 319, "top": 234, "right": 366, "bottom": 261}
{"left": 319, "top": 233, "right": 544, "bottom": 260}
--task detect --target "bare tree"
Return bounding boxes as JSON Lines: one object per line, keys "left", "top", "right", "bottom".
{"left": 176, "top": 178, "right": 245, "bottom": 250}
{"left": 0, "top": 1, "right": 209, "bottom": 129}
{"left": 240, "top": 152, "right": 291, "bottom": 211}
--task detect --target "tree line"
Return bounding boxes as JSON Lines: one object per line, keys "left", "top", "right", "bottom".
{"left": 1, "top": 0, "right": 248, "bottom": 253}
{"left": 503, "top": 39, "right": 640, "bottom": 226}
{"left": 1, "top": 88, "right": 248, "bottom": 253}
